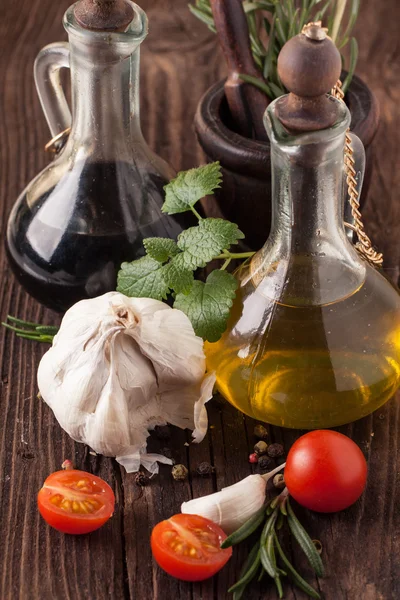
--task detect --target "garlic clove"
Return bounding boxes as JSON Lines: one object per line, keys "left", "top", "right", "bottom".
{"left": 182, "top": 474, "right": 267, "bottom": 533}
{"left": 127, "top": 300, "right": 206, "bottom": 388}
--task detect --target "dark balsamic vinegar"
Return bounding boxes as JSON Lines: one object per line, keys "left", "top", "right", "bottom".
{"left": 6, "top": 161, "right": 193, "bottom": 311}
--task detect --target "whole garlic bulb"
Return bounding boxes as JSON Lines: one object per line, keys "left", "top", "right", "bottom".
{"left": 38, "top": 292, "right": 215, "bottom": 473}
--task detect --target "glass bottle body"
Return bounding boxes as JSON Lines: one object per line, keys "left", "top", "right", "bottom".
{"left": 206, "top": 100, "right": 400, "bottom": 428}
{"left": 6, "top": 3, "right": 192, "bottom": 311}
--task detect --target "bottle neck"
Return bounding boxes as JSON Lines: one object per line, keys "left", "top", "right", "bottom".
{"left": 67, "top": 35, "right": 143, "bottom": 160}
{"left": 269, "top": 135, "right": 345, "bottom": 255}
{"left": 250, "top": 99, "right": 366, "bottom": 306}
{"left": 62, "top": 2, "right": 148, "bottom": 162}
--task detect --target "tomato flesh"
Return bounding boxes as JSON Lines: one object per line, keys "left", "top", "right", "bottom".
{"left": 151, "top": 513, "right": 232, "bottom": 581}
{"left": 285, "top": 430, "right": 367, "bottom": 513}
{"left": 38, "top": 469, "right": 115, "bottom": 534}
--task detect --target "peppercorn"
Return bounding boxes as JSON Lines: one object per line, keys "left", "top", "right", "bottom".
{"left": 135, "top": 471, "right": 150, "bottom": 487}
{"left": 172, "top": 464, "right": 188, "bottom": 481}
{"left": 154, "top": 425, "right": 171, "bottom": 440}
{"left": 254, "top": 440, "right": 268, "bottom": 455}
{"left": 254, "top": 424, "right": 268, "bottom": 439}
{"left": 257, "top": 455, "right": 275, "bottom": 472}
{"left": 196, "top": 462, "right": 214, "bottom": 476}
{"left": 273, "top": 473, "right": 285, "bottom": 489}
{"left": 267, "top": 443, "right": 285, "bottom": 458}
{"left": 313, "top": 539, "right": 323, "bottom": 555}
{"left": 249, "top": 452, "right": 259, "bottom": 464}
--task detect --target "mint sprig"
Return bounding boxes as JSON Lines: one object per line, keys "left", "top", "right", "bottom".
{"left": 174, "top": 270, "right": 238, "bottom": 343}
{"left": 117, "top": 256, "right": 169, "bottom": 300}
{"left": 162, "top": 162, "right": 222, "bottom": 216}
{"left": 116, "top": 162, "right": 254, "bottom": 342}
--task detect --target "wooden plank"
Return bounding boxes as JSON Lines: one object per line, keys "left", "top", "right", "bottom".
{"left": 0, "top": 0, "right": 399, "bottom": 599}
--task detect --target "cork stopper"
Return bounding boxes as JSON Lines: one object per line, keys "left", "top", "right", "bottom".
{"left": 275, "top": 22, "right": 342, "bottom": 132}
{"left": 74, "top": 0, "right": 134, "bottom": 32}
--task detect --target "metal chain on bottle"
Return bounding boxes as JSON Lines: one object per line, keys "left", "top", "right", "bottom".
{"left": 331, "top": 80, "right": 383, "bottom": 266}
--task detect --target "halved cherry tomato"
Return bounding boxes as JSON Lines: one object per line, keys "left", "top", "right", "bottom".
{"left": 151, "top": 513, "right": 232, "bottom": 581}
{"left": 38, "top": 468, "right": 115, "bottom": 534}
{"left": 285, "top": 430, "right": 367, "bottom": 513}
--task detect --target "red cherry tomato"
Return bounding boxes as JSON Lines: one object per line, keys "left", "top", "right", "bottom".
{"left": 38, "top": 468, "right": 115, "bottom": 534}
{"left": 151, "top": 513, "right": 232, "bottom": 581}
{"left": 285, "top": 430, "right": 367, "bottom": 513}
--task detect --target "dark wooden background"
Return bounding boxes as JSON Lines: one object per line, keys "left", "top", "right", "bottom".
{"left": 1, "top": 0, "right": 400, "bottom": 598}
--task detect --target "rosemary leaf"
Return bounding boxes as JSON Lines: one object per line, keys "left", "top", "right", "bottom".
{"left": 298, "top": 5, "right": 309, "bottom": 31}
{"left": 221, "top": 504, "right": 266, "bottom": 548}
{"left": 314, "top": 0, "right": 334, "bottom": 23}
{"left": 260, "top": 544, "right": 277, "bottom": 578}
{"left": 269, "top": 82, "right": 285, "bottom": 98}
{"left": 275, "top": 575, "right": 284, "bottom": 599}
{"left": 196, "top": 0, "right": 213, "bottom": 15}
{"left": 287, "top": 499, "right": 324, "bottom": 577}
{"left": 289, "top": 8, "right": 300, "bottom": 39}
{"left": 338, "top": 0, "right": 360, "bottom": 46}
{"left": 6, "top": 316, "right": 44, "bottom": 328}
{"left": 331, "top": 0, "right": 348, "bottom": 43}
{"left": 261, "top": 508, "right": 278, "bottom": 545}
{"left": 260, "top": 509, "right": 278, "bottom": 577}
{"left": 274, "top": 17, "right": 287, "bottom": 47}
{"left": 342, "top": 38, "right": 358, "bottom": 94}
{"left": 238, "top": 74, "right": 272, "bottom": 97}
{"left": 188, "top": 5, "right": 216, "bottom": 32}
{"left": 249, "top": 32, "right": 267, "bottom": 57}
{"left": 36, "top": 325, "right": 60, "bottom": 335}
{"left": 228, "top": 548, "right": 261, "bottom": 592}
{"left": 274, "top": 535, "right": 321, "bottom": 600}
{"left": 231, "top": 542, "right": 260, "bottom": 599}
{"left": 2, "top": 323, "right": 41, "bottom": 336}
{"left": 263, "top": 16, "right": 276, "bottom": 79}
{"left": 16, "top": 333, "right": 54, "bottom": 343}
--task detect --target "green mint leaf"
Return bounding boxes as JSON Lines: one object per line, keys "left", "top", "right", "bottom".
{"left": 143, "top": 238, "right": 179, "bottom": 263}
{"left": 162, "top": 257, "right": 194, "bottom": 295}
{"left": 117, "top": 256, "right": 169, "bottom": 300}
{"left": 177, "top": 218, "right": 245, "bottom": 269}
{"left": 174, "top": 270, "right": 238, "bottom": 342}
{"left": 162, "top": 162, "right": 222, "bottom": 215}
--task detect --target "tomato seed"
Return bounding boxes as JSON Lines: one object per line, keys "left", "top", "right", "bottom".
{"left": 61, "top": 499, "right": 72, "bottom": 511}
{"left": 76, "top": 479, "right": 89, "bottom": 488}
{"left": 84, "top": 501, "right": 95, "bottom": 513}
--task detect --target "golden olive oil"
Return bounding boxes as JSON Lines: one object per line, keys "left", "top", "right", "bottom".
{"left": 205, "top": 265, "right": 400, "bottom": 429}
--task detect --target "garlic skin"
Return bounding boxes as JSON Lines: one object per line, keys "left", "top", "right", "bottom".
{"left": 181, "top": 464, "right": 285, "bottom": 533}
{"left": 38, "top": 292, "right": 215, "bottom": 474}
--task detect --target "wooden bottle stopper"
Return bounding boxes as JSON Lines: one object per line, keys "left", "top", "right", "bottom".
{"left": 74, "top": 0, "right": 134, "bottom": 32}
{"left": 275, "top": 22, "right": 342, "bottom": 132}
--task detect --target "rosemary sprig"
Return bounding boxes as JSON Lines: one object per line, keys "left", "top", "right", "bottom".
{"left": 223, "top": 488, "right": 323, "bottom": 599}
{"left": 190, "top": 0, "right": 360, "bottom": 99}
{"left": 2, "top": 315, "right": 58, "bottom": 343}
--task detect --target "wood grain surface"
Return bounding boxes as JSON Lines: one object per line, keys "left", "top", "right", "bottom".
{"left": 1, "top": 1, "right": 400, "bottom": 599}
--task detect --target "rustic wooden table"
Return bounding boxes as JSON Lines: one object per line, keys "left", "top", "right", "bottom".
{"left": 1, "top": 1, "right": 400, "bottom": 598}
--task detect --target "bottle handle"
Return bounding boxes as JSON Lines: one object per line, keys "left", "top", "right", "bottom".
{"left": 34, "top": 42, "right": 71, "bottom": 153}
{"left": 344, "top": 132, "right": 365, "bottom": 243}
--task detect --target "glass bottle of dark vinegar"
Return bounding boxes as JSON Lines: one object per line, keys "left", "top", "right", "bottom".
{"left": 6, "top": 1, "right": 192, "bottom": 311}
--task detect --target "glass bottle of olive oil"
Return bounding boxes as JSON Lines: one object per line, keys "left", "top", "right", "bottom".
{"left": 205, "top": 25, "right": 400, "bottom": 429}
